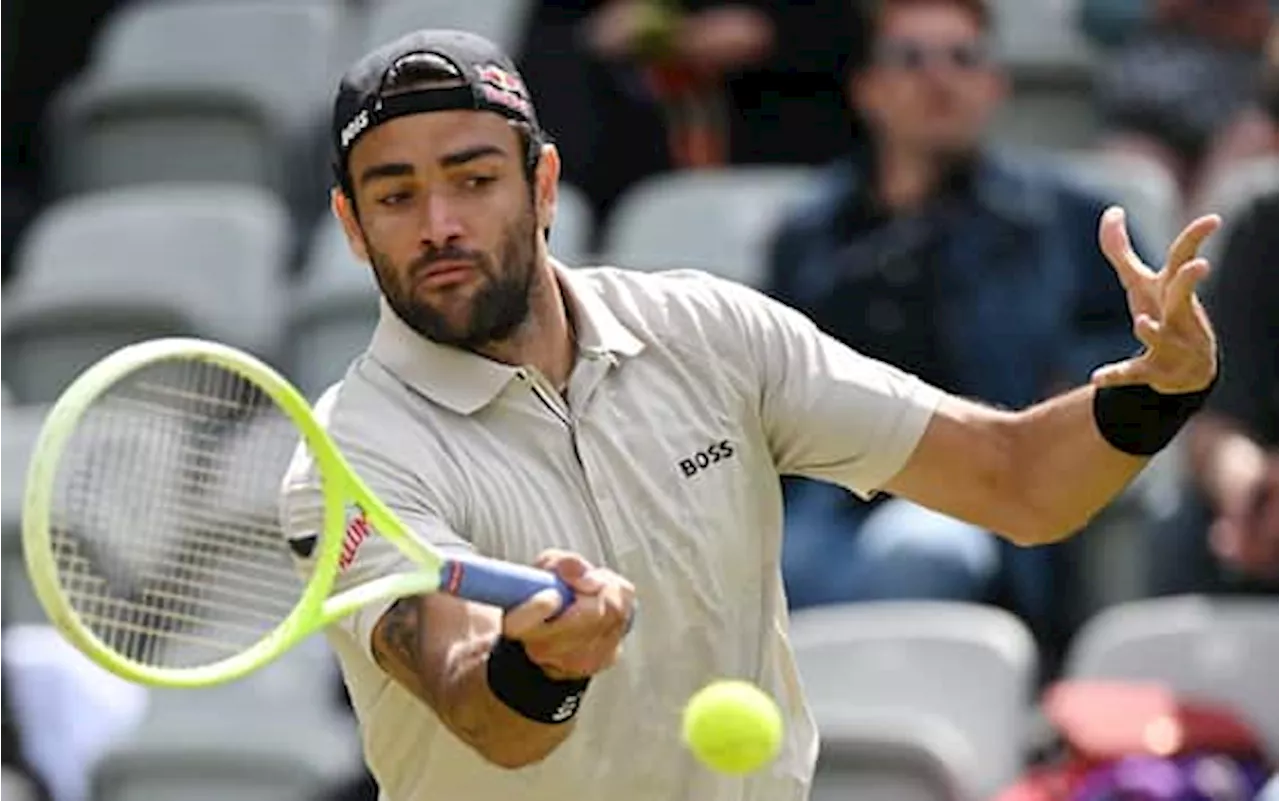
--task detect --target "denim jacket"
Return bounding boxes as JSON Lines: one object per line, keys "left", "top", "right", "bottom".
{"left": 767, "top": 152, "right": 1142, "bottom": 409}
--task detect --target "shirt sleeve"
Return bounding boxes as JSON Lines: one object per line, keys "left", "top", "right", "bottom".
{"left": 716, "top": 276, "right": 945, "bottom": 498}
{"left": 278, "top": 390, "right": 474, "bottom": 664}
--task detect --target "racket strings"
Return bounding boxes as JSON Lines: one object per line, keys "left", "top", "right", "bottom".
{"left": 49, "top": 358, "right": 313, "bottom": 669}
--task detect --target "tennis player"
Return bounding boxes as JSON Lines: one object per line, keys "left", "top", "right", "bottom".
{"left": 280, "top": 29, "right": 1221, "bottom": 801}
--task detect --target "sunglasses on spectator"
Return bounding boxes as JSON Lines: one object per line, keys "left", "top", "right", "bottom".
{"left": 873, "top": 40, "right": 991, "bottom": 71}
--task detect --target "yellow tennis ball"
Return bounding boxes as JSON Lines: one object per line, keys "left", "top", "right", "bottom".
{"left": 681, "top": 679, "right": 784, "bottom": 775}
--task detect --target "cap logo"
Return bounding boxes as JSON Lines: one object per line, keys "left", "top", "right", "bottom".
{"left": 476, "top": 63, "right": 533, "bottom": 119}
{"left": 340, "top": 108, "right": 371, "bottom": 150}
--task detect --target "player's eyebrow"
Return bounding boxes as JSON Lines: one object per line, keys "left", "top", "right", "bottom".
{"left": 439, "top": 145, "right": 507, "bottom": 168}
{"left": 359, "top": 162, "right": 414, "bottom": 186}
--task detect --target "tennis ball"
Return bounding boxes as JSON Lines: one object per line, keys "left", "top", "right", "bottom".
{"left": 681, "top": 679, "right": 783, "bottom": 775}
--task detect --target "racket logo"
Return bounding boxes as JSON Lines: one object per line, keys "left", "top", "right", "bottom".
{"left": 340, "top": 505, "right": 372, "bottom": 571}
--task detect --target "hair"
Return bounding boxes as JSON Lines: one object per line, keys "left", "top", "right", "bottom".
{"left": 849, "top": 0, "right": 992, "bottom": 72}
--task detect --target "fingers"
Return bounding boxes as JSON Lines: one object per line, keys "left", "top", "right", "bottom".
{"left": 1162, "top": 257, "right": 1211, "bottom": 317}
{"left": 535, "top": 548, "right": 604, "bottom": 593}
{"left": 504, "top": 551, "right": 636, "bottom": 680}
{"left": 503, "top": 587, "right": 573, "bottom": 637}
{"left": 1163, "top": 214, "right": 1221, "bottom": 277}
{"left": 1091, "top": 353, "right": 1154, "bottom": 388}
{"left": 1098, "top": 207, "right": 1152, "bottom": 290}
{"left": 1132, "top": 313, "right": 1162, "bottom": 351}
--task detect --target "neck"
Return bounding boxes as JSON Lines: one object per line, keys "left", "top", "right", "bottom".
{"left": 874, "top": 141, "right": 943, "bottom": 213}
{"left": 475, "top": 259, "right": 576, "bottom": 389}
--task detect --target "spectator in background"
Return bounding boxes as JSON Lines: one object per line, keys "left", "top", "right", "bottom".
{"left": 517, "top": 0, "right": 855, "bottom": 222}
{"left": 1157, "top": 18, "right": 1280, "bottom": 593}
{"left": 1152, "top": 191, "right": 1278, "bottom": 594}
{"left": 1082, "top": 0, "right": 1278, "bottom": 212}
{"left": 767, "top": 0, "right": 1139, "bottom": 650}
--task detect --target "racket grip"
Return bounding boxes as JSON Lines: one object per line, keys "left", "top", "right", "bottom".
{"left": 441, "top": 555, "right": 574, "bottom": 612}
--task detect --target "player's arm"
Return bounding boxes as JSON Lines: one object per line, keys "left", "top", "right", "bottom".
{"left": 370, "top": 594, "right": 571, "bottom": 769}
{"left": 369, "top": 550, "right": 633, "bottom": 769}
{"left": 882, "top": 209, "right": 1221, "bottom": 545}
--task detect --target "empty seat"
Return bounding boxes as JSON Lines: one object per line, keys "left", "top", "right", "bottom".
{"left": 811, "top": 715, "right": 975, "bottom": 801}
{"left": 992, "top": 0, "right": 1095, "bottom": 80}
{"left": 93, "top": 746, "right": 325, "bottom": 801}
{"left": 789, "top": 601, "right": 1038, "bottom": 799}
{"left": 600, "top": 167, "right": 817, "bottom": 288}
{"left": 1, "top": 404, "right": 51, "bottom": 624}
{"left": 1194, "top": 156, "right": 1279, "bottom": 265}
{"left": 1065, "top": 595, "right": 1280, "bottom": 758}
{"left": 550, "top": 182, "right": 594, "bottom": 266}
{"left": 3, "top": 184, "right": 291, "bottom": 402}
{"left": 988, "top": 0, "right": 1101, "bottom": 150}
{"left": 364, "top": 0, "right": 534, "bottom": 54}
{"left": 1052, "top": 149, "right": 1180, "bottom": 250}
{"left": 288, "top": 216, "right": 380, "bottom": 398}
{"left": 47, "top": 0, "right": 344, "bottom": 200}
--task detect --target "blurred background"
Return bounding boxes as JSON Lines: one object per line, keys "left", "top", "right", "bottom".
{"left": 1, "top": 0, "right": 1277, "bottom": 800}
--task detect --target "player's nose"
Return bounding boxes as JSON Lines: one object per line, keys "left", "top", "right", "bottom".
{"left": 416, "top": 192, "right": 466, "bottom": 248}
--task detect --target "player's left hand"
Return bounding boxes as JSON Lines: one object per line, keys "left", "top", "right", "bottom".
{"left": 1091, "top": 206, "right": 1221, "bottom": 394}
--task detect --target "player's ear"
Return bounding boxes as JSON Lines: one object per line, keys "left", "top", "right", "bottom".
{"left": 534, "top": 143, "right": 561, "bottom": 235}
{"left": 331, "top": 188, "right": 370, "bottom": 264}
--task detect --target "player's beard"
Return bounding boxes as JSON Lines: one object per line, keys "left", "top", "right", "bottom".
{"left": 366, "top": 204, "right": 539, "bottom": 351}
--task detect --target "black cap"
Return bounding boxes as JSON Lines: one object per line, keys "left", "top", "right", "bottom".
{"left": 330, "top": 29, "right": 543, "bottom": 188}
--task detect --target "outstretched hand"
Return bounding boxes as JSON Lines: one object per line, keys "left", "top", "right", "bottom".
{"left": 1092, "top": 207, "right": 1221, "bottom": 394}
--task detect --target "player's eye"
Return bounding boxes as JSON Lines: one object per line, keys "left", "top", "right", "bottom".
{"left": 376, "top": 190, "right": 412, "bottom": 207}
{"left": 462, "top": 175, "right": 497, "bottom": 191}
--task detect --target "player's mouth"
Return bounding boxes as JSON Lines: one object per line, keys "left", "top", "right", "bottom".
{"left": 415, "top": 260, "right": 478, "bottom": 290}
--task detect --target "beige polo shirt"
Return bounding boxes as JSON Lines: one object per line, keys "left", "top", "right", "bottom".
{"left": 280, "top": 263, "right": 943, "bottom": 801}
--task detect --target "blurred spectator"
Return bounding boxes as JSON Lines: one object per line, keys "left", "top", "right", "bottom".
{"left": 1082, "top": 0, "right": 1278, "bottom": 211}
{"left": 1152, "top": 191, "right": 1278, "bottom": 594}
{"left": 518, "top": 0, "right": 855, "bottom": 222}
{"left": 767, "top": 0, "right": 1139, "bottom": 648}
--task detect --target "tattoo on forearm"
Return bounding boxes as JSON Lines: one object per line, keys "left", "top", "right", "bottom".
{"left": 375, "top": 597, "right": 423, "bottom": 690}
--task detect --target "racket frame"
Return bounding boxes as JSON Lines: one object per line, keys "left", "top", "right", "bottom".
{"left": 22, "top": 338, "right": 444, "bottom": 687}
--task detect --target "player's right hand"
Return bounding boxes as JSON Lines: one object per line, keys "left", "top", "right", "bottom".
{"left": 502, "top": 549, "right": 635, "bottom": 681}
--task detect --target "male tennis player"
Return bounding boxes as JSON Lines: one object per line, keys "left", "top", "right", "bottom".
{"left": 281, "top": 29, "right": 1221, "bottom": 801}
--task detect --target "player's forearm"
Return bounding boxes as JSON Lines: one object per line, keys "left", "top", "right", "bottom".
{"left": 430, "top": 632, "right": 577, "bottom": 769}
{"left": 1004, "top": 385, "right": 1148, "bottom": 544}
{"left": 372, "top": 597, "right": 574, "bottom": 769}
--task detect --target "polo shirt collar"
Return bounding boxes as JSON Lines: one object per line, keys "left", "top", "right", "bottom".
{"left": 368, "top": 260, "right": 644, "bottom": 415}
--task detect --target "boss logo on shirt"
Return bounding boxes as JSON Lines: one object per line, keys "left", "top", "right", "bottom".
{"left": 678, "top": 440, "right": 736, "bottom": 478}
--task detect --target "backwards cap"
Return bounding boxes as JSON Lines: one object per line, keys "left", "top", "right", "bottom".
{"left": 330, "top": 29, "right": 543, "bottom": 188}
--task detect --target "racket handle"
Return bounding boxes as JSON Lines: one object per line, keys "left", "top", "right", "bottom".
{"left": 440, "top": 555, "right": 574, "bottom": 612}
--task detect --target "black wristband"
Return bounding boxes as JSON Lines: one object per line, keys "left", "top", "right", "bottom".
{"left": 486, "top": 637, "right": 589, "bottom": 724}
{"left": 1092, "top": 374, "right": 1217, "bottom": 456}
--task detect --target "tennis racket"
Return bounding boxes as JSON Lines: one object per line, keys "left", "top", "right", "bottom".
{"left": 22, "top": 337, "right": 575, "bottom": 689}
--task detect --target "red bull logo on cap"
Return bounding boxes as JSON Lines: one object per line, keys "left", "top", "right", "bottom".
{"left": 476, "top": 63, "right": 534, "bottom": 118}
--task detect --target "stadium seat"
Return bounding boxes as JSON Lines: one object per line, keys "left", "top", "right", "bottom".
{"left": 988, "top": 0, "right": 1100, "bottom": 150}
{"left": 288, "top": 216, "right": 380, "bottom": 398}
{"left": 550, "top": 181, "right": 595, "bottom": 266}
{"left": 599, "top": 167, "right": 817, "bottom": 288}
{"left": 46, "top": 0, "right": 344, "bottom": 202}
{"left": 2, "top": 184, "right": 291, "bottom": 403}
{"left": 1064, "top": 595, "right": 1280, "bottom": 759}
{"left": 93, "top": 746, "right": 325, "bottom": 801}
{"left": 364, "top": 0, "right": 534, "bottom": 54}
{"left": 789, "top": 601, "right": 1038, "bottom": 800}
{"left": 96, "top": 648, "right": 360, "bottom": 801}
{"left": 810, "top": 714, "right": 975, "bottom": 801}
{"left": 1052, "top": 149, "right": 1180, "bottom": 250}
{"left": 1194, "top": 156, "right": 1280, "bottom": 265}
{"left": 1, "top": 404, "right": 50, "bottom": 625}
